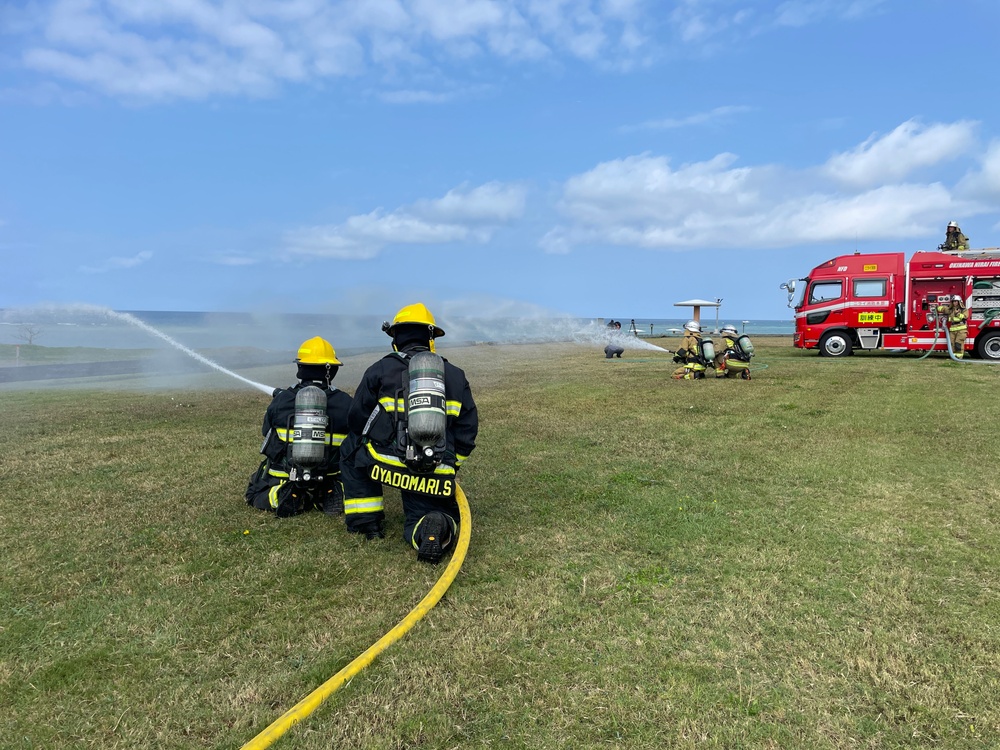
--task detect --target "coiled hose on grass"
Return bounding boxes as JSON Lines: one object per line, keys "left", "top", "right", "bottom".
{"left": 240, "top": 484, "right": 472, "bottom": 750}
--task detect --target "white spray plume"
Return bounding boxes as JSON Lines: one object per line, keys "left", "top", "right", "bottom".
{"left": 105, "top": 310, "right": 275, "bottom": 394}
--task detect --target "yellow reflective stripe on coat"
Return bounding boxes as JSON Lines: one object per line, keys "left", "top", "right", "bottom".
{"left": 456, "top": 453, "right": 469, "bottom": 467}
{"left": 378, "top": 396, "right": 405, "bottom": 413}
{"left": 365, "top": 443, "right": 456, "bottom": 476}
{"left": 268, "top": 468, "right": 290, "bottom": 478}
{"left": 344, "top": 496, "right": 384, "bottom": 514}
{"left": 276, "top": 427, "right": 344, "bottom": 446}
{"left": 445, "top": 400, "right": 462, "bottom": 416}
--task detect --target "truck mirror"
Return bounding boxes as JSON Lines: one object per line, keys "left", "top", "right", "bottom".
{"left": 780, "top": 279, "right": 798, "bottom": 308}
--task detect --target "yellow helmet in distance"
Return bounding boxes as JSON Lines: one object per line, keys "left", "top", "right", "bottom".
{"left": 385, "top": 302, "right": 445, "bottom": 338}
{"left": 295, "top": 336, "right": 342, "bottom": 365}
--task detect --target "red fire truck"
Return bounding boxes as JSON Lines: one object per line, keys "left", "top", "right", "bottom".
{"left": 781, "top": 248, "right": 1000, "bottom": 360}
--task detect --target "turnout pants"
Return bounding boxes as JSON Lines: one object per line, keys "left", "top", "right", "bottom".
{"left": 340, "top": 434, "right": 460, "bottom": 547}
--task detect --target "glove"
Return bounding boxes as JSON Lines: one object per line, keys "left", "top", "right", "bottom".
{"left": 275, "top": 485, "right": 304, "bottom": 518}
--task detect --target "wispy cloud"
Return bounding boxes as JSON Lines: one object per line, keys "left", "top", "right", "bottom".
{"left": 378, "top": 90, "right": 452, "bottom": 105}
{"left": 774, "top": 0, "right": 888, "bottom": 28}
{"left": 11, "top": 0, "right": 884, "bottom": 102}
{"left": 624, "top": 104, "right": 752, "bottom": 132}
{"left": 212, "top": 254, "right": 260, "bottom": 267}
{"left": 80, "top": 249, "right": 153, "bottom": 274}
{"left": 285, "top": 181, "right": 527, "bottom": 260}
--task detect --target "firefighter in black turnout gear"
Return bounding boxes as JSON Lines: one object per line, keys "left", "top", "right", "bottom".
{"left": 340, "top": 303, "right": 478, "bottom": 564}
{"left": 245, "top": 336, "right": 352, "bottom": 517}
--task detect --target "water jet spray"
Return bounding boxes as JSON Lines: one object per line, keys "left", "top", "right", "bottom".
{"left": 105, "top": 310, "right": 275, "bottom": 395}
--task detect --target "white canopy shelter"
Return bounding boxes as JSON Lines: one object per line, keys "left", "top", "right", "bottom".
{"left": 673, "top": 298, "right": 721, "bottom": 324}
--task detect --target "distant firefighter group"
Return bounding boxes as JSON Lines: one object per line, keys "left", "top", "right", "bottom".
{"left": 671, "top": 321, "right": 754, "bottom": 380}
{"left": 604, "top": 319, "right": 754, "bottom": 379}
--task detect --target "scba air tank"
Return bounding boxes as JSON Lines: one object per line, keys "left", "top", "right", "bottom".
{"left": 407, "top": 350, "right": 447, "bottom": 452}
{"left": 290, "top": 385, "right": 328, "bottom": 468}
{"left": 737, "top": 334, "right": 755, "bottom": 357}
{"left": 701, "top": 338, "right": 716, "bottom": 363}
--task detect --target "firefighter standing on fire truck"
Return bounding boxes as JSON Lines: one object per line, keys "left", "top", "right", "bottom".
{"left": 245, "top": 337, "right": 352, "bottom": 517}
{"left": 672, "top": 321, "right": 707, "bottom": 379}
{"left": 339, "top": 303, "right": 478, "bottom": 563}
{"left": 937, "top": 296, "right": 968, "bottom": 358}
{"left": 940, "top": 221, "right": 970, "bottom": 252}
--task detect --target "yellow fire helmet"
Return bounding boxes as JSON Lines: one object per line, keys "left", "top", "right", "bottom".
{"left": 385, "top": 302, "right": 445, "bottom": 338}
{"left": 294, "top": 336, "right": 342, "bottom": 365}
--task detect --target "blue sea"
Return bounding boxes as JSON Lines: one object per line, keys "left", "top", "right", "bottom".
{"left": 0, "top": 307, "right": 792, "bottom": 353}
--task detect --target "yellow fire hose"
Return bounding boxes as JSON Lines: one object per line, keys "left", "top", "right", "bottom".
{"left": 240, "top": 484, "right": 471, "bottom": 750}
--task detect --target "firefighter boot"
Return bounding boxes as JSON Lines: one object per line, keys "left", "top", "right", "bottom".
{"left": 415, "top": 511, "right": 454, "bottom": 564}
{"left": 356, "top": 520, "right": 385, "bottom": 540}
{"left": 740, "top": 370, "right": 751, "bottom": 380}
{"left": 321, "top": 483, "right": 344, "bottom": 516}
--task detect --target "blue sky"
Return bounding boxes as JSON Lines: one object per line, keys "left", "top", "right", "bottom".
{"left": 3, "top": 0, "right": 1000, "bottom": 322}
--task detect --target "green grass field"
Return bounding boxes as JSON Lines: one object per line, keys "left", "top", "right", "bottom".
{"left": 2, "top": 338, "right": 998, "bottom": 749}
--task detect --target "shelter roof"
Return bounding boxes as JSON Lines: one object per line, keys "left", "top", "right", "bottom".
{"left": 674, "top": 299, "right": 720, "bottom": 307}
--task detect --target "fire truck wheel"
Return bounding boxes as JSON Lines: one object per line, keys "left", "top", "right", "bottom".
{"left": 819, "top": 331, "right": 853, "bottom": 357}
{"left": 976, "top": 331, "right": 1000, "bottom": 361}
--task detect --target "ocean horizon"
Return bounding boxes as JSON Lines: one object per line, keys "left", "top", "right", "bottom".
{"left": 0, "top": 308, "right": 793, "bottom": 352}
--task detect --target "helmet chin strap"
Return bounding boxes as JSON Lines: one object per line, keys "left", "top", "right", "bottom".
{"left": 394, "top": 338, "right": 437, "bottom": 353}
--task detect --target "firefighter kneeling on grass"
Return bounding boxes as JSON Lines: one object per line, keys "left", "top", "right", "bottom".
{"left": 340, "top": 303, "right": 478, "bottom": 564}
{"left": 714, "top": 324, "right": 754, "bottom": 380}
{"left": 245, "top": 337, "right": 352, "bottom": 517}
{"left": 671, "top": 320, "right": 711, "bottom": 379}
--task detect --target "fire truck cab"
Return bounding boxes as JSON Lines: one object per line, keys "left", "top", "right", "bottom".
{"left": 782, "top": 248, "right": 1000, "bottom": 360}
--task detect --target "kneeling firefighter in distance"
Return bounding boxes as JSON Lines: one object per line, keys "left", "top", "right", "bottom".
{"left": 672, "top": 320, "right": 714, "bottom": 379}
{"left": 245, "top": 336, "right": 352, "bottom": 517}
{"left": 339, "top": 303, "right": 479, "bottom": 564}
{"left": 714, "top": 324, "right": 755, "bottom": 379}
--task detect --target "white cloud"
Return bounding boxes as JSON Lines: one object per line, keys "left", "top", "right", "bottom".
{"left": 285, "top": 180, "right": 527, "bottom": 259}
{"left": 411, "top": 181, "right": 527, "bottom": 223}
{"left": 543, "top": 119, "right": 988, "bottom": 253}
{"left": 80, "top": 250, "right": 154, "bottom": 273}
{"left": 823, "top": 119, "right": 977, "bottom": 187}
